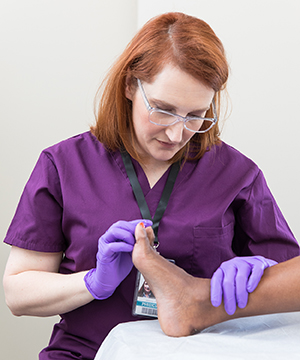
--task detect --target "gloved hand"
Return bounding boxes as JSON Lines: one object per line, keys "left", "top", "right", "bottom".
{"left": 84, "top": 219, "right": 152, "bottom": 300}
{"left": 210, "top": 255, "right": 278, "bottom": 315}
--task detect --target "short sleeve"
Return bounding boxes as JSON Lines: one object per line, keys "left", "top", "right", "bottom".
{"left": 232, "top": 170, "right": 299, "bottom": 262}
{"left": 4, "top": 151, "right": 66, "bottom": 252}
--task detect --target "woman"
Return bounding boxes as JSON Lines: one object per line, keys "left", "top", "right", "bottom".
{"left": 3, "top": 12, "right": 299, "bottom": 359}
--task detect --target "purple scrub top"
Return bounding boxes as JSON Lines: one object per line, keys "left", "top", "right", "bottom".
{"left": 4, "top": 131, "right": 299, "bottom": 359}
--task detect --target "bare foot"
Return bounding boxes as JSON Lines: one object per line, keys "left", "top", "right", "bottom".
{"left": 132, "top": 223, "right": 229, "bottom": 336}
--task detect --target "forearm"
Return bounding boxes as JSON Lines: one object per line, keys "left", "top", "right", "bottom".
{"left": 4, "top": 270, "right": 94, "bottom": 317}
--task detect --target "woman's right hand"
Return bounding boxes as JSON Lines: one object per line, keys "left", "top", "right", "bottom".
{"left": 3, "top": 219, "right": 151, "bottom": 317}
{"left": 84, "top": 219, "right": 152, "bottom": 300}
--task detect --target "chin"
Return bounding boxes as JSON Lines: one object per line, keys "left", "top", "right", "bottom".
{"left": 144, "top": 145, "right": 182, "bottom": 164}
{"left": 154, "top": 154, "right": 177, "bottom": 164}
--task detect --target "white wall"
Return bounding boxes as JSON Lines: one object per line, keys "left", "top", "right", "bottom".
{"left": 0, "top": 1, "right": 137, "bottom": 358}
{"left": 138, "top": 0, "right": 300, "bottom": 243}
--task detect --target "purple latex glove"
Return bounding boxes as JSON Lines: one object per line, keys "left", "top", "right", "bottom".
{"left": 84, "top": 219, "right": 152, "bottom": 300}
{"left": 210, "top": 255, "right": 278, "bottom": 315}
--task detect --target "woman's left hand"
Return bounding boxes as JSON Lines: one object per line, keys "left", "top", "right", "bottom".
{"left": 210, "top": 255, "right": 278, "bottom": 315}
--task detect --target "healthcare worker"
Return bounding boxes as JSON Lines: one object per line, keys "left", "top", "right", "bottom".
{"left": 3, "top": 12, "right": 299, "bottom": 360}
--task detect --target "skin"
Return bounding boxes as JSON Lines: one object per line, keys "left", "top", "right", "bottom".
{"left": 3, "top": 247, "right": 93, "bottom": 316}
{"left": 3, "top": 64, "right": 213, "bottom": 317}
{"left": 133, "top": 223, "right": 300, "bottom": 337}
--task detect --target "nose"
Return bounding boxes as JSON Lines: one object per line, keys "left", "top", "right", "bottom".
{"left": 165, "top": 121, "right": 184, "bottom": 143}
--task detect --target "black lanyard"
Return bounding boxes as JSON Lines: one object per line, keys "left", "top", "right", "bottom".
{"left": 121, "top": 151, "right": 180, "bottom": 247}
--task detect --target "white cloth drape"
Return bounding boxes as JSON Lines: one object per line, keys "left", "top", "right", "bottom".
{"left": 95, "top": 312, "right": 300, "bottom": 359}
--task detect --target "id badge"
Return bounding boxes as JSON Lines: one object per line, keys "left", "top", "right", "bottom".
{"left": 132, "top": 271, "right": 158, "bottom": 318}
{"left": 132, "top": 259, "right": 175, "bottom": 318}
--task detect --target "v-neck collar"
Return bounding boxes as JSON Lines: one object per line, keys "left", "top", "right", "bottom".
{"left": 130, "top": 156, "right": 172, "bottom": 197}
{"left": 112, "top": 150, "right": 172, "bottom": 196}
{"left": 112, "top": 149, "right": 199, "bottom": 199}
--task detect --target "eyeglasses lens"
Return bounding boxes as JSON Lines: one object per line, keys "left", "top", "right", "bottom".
{"left": 149, "top": 110, "right": 213, "bottom": 133}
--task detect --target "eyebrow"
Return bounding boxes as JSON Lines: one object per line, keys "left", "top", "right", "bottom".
{"left": 150, "top": 97, "right": 210, "bottom": 114}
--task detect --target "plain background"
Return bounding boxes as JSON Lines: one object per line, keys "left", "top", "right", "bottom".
{"left": 1, "top": 0, "right": 299, "bottom": 358}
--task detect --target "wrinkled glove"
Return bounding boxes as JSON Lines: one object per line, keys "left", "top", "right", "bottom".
{"left": 210, "top": 255, "right": 278, "bottom": 315}
{"left": 84, "top": 219, "right": 152, "bottom": 300}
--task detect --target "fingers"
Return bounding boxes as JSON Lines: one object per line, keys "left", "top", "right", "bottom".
{"left": 111, "top": 219, "right": 153, "bottom": 241}
{"left": 246, "top": 263, "right": 264, "bottom": 293}
{"left": 100, "top": 219, "right": 153, "bottom": 258}
{"left": 104, "top": 219, "right": 153, "bottom": 245}
{"left": 267, "top": 259, "right": 278, "bottom": 267}
{"left": 210, "top": 268, "right": 224, "bottom": 308}
{"left": 246, "top": 257, "right": 277, "bottom": 292}
{"left": 97, "top": 241, "right": 134, "bottom": 262}
{"left": 221, "top": 260, "right": 253, "bottom": 314}
{"left": 211, "top": 259, "right": 250, "bottom": 315}
{"left": 221, "top": 263, "right": 238, "bottom": 315}
{"left": 211, "top": 263, "right": 239, "bottom": 314}
{"left": 106, "top": 242, "right": 134, "bottom": 254}
{"left": 119, "top": 219, "right": 153, "bottom": 231}
{"left": 211, "top": 256, "right": 278, "bottom": 315}
{"left": 235, "top": 262, "right": 251, "bottom": 308}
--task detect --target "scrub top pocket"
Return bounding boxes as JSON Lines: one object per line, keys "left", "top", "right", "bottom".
{"left": 191, "top": 222, "right": 235, "bottom": 277}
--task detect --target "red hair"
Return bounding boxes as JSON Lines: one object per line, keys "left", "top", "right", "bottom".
{"left": 91, "top": 12, "right": 229, "bottom": 163}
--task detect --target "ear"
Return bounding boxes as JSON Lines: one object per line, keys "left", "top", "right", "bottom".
{"left": 125, "top": 73, "right": 134, "bottom": 100}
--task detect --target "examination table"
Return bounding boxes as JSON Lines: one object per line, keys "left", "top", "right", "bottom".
{"left": 95, "top": 312, "right": 300, "bottom": 359}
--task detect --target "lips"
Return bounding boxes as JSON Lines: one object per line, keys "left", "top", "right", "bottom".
{"left": 157, "top": 139, "right": 177, "bottom": 147}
